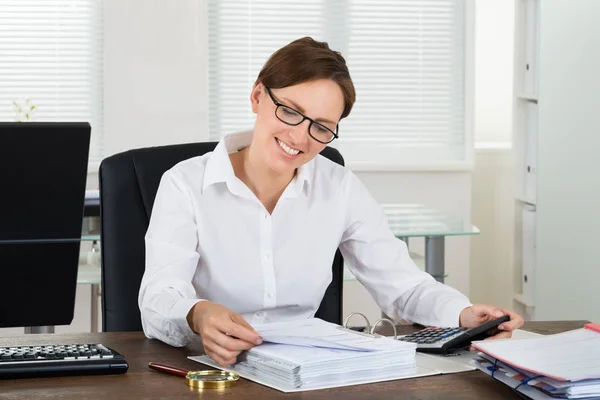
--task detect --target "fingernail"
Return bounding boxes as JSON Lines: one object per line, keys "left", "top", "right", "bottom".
{"left": 256, "top": 337, "right": 263, "bottom": 345}
{"left": 495, "top": 311, "right": 503, "bottom": 317}
{"left": 498, "top": 325, "right": 505, "bottom": 330}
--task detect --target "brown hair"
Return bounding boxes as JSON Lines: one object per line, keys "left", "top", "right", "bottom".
{"left": 255, "top": 37, "right": 356, "bottom": 120}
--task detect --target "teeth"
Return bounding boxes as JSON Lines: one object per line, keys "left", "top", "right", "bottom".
{"left": 277, "top": 138, "right": 300, "bottom": 156}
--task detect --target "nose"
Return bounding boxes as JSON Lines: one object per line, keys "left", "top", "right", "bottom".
{"left": 288, "top": 120, "right": 311, "bottom": 147}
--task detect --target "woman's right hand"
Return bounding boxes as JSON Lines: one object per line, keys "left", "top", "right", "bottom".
{"left": 186, "top": 301, "right": 263, "bottom": 367}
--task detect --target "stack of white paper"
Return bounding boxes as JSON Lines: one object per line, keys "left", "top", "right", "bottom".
{"left": 191, "top": 318, "right": 420, "bottom": 392}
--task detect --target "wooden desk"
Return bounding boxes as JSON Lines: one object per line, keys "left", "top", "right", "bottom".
{"left": 0, "top": 321, "right": 586, "bottom": 399}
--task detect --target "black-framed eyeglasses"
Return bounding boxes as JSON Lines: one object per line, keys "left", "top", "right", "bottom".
{"left": 265, "top": 87, "right": 339, "bottom": 144}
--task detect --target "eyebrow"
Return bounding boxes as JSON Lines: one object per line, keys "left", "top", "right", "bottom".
{"left": 281, "top": 96, "right": 337, "bottom": 125}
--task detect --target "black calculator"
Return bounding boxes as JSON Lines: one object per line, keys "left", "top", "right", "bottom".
{"left": 397, "top": 315, "right": 511, "bottom": 354}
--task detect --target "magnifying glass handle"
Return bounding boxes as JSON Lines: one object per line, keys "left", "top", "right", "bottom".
{"left": 148, "top": 362, "right": 190, "bottom": 378}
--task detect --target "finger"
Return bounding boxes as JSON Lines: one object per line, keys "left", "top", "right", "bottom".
{"left": 485, "top": 331, "right": 512, "bottom": 341}
{"left": 232, "top": 313, "right": 258, "bottom": 332}
{"left": 472, "top": 304, "right": 505, "bottom": 319}
{"left": 207, "top": 326, "right": 255, "bottom": 352}
{"left": 222, "top": 320, "right": 263, "bottom": 345}
{"left": 207, "top": 350, "right": 236, "bottom": 367}
{"left": 203, "top": 343, "right": 229, "bottom": 366}
{"left": 213, "top": 331, "right": 256, "bottom": 352}
{"left": 497, "top": 311, "right": 524, "bottom": 331}
{"left": 203, "top": 337, "right": 241, "bottom": 361}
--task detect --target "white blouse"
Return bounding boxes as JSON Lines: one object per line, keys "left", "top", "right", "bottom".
{"left": 139, "top": 130, "right": 471, "bottom": 347}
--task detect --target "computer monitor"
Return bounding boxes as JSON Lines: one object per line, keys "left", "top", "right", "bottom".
{"left": 0, "top": 122, "right": 90, "bottom": 328}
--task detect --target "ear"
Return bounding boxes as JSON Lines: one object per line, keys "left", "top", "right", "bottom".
{"left": 250, "top": 82, "right": 263, "bottom": 114}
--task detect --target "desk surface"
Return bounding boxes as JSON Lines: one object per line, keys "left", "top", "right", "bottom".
{"left": 0, "top": 321, "right": 586, "bottom": 399}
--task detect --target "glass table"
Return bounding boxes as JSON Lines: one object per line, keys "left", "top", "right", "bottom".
{"left": 344, "top": 204, "right": 480, "bottom": 283}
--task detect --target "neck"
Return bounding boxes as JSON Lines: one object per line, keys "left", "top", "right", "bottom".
{"left": 232, "top": 145, "right": 295, "bottom": 212}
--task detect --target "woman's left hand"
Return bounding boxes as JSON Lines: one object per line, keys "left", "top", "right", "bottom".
{"left": 459, "top": 304, "right": 524, "bottom": 340}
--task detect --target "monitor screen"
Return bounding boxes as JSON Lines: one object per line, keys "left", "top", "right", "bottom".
{"left": 0, "top": 122, "right": 90, "bottom": 328}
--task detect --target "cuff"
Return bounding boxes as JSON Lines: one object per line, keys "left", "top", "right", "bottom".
{"left": 438, "top": 297, "right": 472, "bottom": 328}
{"left": 169, "top": 297, "right": 205, "bottom": 339}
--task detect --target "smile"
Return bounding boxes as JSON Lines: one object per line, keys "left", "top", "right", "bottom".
{"left": 276, "top": 138, "right": 301, "bottom": 156}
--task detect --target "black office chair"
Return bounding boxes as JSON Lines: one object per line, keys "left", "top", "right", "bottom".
{"left": 99, "top": 142, "right": 345, "bottom": 332}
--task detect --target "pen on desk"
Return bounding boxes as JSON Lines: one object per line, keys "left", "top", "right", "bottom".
{"left": 148, "top": 362, "right": 240, "bottom": 389}
{"left": 148, "top": 362, "right": 189, "bottom": 377}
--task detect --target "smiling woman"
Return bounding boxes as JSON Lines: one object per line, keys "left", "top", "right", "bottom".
{"left": 138, "top": 37, "right": 523, "bottom": 369}
{"left": 227, "top": 37, "right": 356, "bottom": 211}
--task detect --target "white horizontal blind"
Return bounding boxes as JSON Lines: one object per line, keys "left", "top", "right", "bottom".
{"left": 0, "top": 0, "right": 104, "bottom": 162}
{"left": 208, "top": 1, "right": 325, "bottom": 139}
{"left": 208, "top": 0, "right": 466, "bottom": 165}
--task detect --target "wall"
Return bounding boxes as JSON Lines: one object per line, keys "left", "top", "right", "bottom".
{"left": 474, "top": 0, "right": 515, "bottom": 146}
{"left": 469, "top": 0, "right": 516, "bottom": 311}
{"left": 470, "top": 149, "right": 515, "bottom": 310}
{"left": 103, "top": 0, "right": 209, "bottom": 156}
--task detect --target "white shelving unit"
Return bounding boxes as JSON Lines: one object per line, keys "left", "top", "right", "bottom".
{"left": 511, "top": 0, "right": 540, "bottom": 320}
{"left": 511, "top": 0, "right": 600, "bottom": 323}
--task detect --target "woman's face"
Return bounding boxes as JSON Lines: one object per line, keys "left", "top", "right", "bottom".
{"left": 250, "top": 79, "right": 345, "bottom": 175}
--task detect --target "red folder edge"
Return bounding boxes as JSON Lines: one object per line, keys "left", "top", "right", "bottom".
{"left": 584, "top": 323, "right": 600, "bottom": 333}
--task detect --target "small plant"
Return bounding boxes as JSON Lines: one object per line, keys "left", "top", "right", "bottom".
{"left": 13, "top": 98, "right": 37, "bottom": 122}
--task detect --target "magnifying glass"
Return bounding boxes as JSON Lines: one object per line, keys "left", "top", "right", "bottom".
{"left": 148, "top": 362, "right": 239, "bottom": 389}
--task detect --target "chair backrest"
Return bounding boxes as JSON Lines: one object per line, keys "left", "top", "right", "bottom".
{"left": 99, "top": 142, "right": 345, "bottom": 332}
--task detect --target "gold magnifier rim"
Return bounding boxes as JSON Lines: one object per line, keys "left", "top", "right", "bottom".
{"left": 185, "top": 369, "right": 240, "bottom": 389}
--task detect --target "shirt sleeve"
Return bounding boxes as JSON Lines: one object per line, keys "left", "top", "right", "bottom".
{"left": 339, "top": 171, "right": 472, "bottom": 327}
{"left": 138, "top": 169, "right": 204, "bottom": 346}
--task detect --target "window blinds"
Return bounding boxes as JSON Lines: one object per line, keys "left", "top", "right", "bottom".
{"left": 208, "top": 0, "right": 467, "bottom": 166}
{"left": 0, "top": 0, "right": 104, "bottom": 162}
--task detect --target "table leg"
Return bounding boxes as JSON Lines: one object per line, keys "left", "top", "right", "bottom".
{"left": 24, "top": 326, "right": 54, "bottom": 334}
{"left": 399, "top": 237, "right": 409, "bottom": 248}
{"left": 91, "top": 284, "right": 99, "bottom": 333}
{"left": 425, "top": 236, "right": 446, "bottom": 283}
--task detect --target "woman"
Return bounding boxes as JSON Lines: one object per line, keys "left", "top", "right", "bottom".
{"left": 139, "top": 37, "right": 524, "bottom": 367}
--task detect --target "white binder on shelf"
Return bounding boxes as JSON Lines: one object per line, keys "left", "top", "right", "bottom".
{"left": 521, "top": 205, "right": 537, "bottom": 306}
{"left": 522, "top": 0, "right": 539, "bottom": 96}
{"left": 524, "top": 101, "right": 538, "bottom": 201}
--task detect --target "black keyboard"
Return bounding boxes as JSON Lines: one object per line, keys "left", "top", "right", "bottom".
{"left": 0, "top": 343, "right": 128, "bottom": 379}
